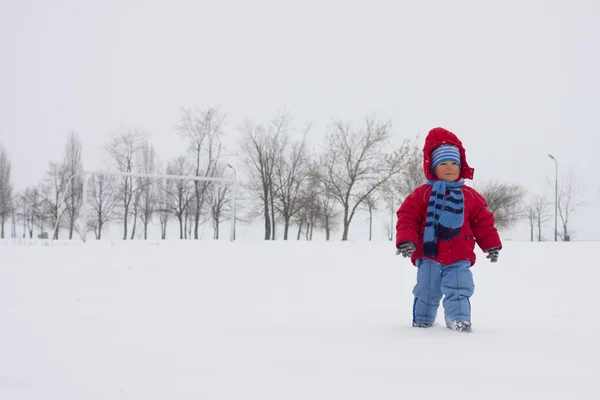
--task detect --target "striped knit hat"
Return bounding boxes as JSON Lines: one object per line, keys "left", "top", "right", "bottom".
{"left": 430, "top": 144, "right": 461, "bottom": 171}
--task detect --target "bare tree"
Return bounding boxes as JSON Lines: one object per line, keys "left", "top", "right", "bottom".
{"left": 87, "top": 174, "right": 119, "bottom": 239}
{"left": 293, "top": 176, "right": 318, "bottom": 241}
{"left": 63, "top": 132, "right": 83, "bottom": 239}
{"left": 105, "top": 128, "right": 146, "bottom": 240}
{"left": 476, "top": 181, "right": 526, "bottom": 230}
{"left": 40, "top": 162, "right": 70, "bottom": 239}
{"left": 15, "top": 191, "right": 28, "bottom": 238}
{"left": 10, "top": 196, "right": 17, "bottom": 238}
{"left": 302, "top": 162, "right": 339, "bottom": 241}
{"left": 273, "top": 130, "right": 311, "bottom": 240}
{"left": 398, "top": 138, "right": 425, "bottom": 196}
{"left": 320, "top": 118, "right": 410, "bottom": 240}
{"left": 524, "top": 203, "right": 536, "bottom": 242}
{"left": 240, "top": 114, "right": 290, "bottom": 240}
{"left": 178, "top": 106, "right": 225, "bottom": 239}
{"left": 32, "top": 182, "right": 52, "bottom": 237}
{"left": 184, "top": 202, "right": 193, "bottom": 239}
{"left": 133, "top": 140, "right": 158, "bottom": 239}
{"left": 294, "top": 207, "right": 309, "bottom": 240}
{"left": 164, "top": 156, "right": 195, "bottom": 239}
{"left": 0, "top": 144, "right": 13, "bottom": 238}
{"left": 363, "top": 195, "right": 378, "bottom": 241}
{"left": 317, "top": 182, "right": 338, "bottom": 241}
{"left": 129, "top": 185, "right": 142, "bottom": 239}
{"left": 155, "top": 164, "right": 172, "bottom": 240}
{"left": 523, "top": 195, "right": 551, "bottom": 242}
{"left": 381, "top": 191, "right": 397, "bottom": 241}
{"left": 556, "top": 171, "right": 583, "bottom": 241}
{"left": 21, "top": 187, "right": 41, "bottom": 238}
{"left": 380, "top": 136, "right": 423, "bottom": 240}
{"left": 532, "top": 195, "right": 551, "bottom": 241}
{"left": 35, "top": 134, "right": 84, "bottom": 241}
{"left": 209, "top": 164, "right": 231, "bottom": 240}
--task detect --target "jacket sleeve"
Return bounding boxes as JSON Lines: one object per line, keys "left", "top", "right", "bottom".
{"left": 468, "top": 188, "right": 502, "bottom": 251}
{"left": 395, "top": 187, "right": 425, "bottom": 248}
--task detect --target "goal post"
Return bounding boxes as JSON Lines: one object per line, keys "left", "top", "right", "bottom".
{"left": 81, "top": 169, "right": 237, "bottom": 242}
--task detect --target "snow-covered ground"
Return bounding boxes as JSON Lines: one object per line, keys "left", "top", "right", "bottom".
{"left": 1, "top": 239, "right": 598, "bottom": 399}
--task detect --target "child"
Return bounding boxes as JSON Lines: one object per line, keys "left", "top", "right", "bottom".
{"left": 395, "top": 127, "right": 502, "bottom": 333}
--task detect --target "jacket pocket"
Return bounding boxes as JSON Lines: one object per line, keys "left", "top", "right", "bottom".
{"left": 464, "top": 234, "right": 476, "bottom": 253}
{"left": 451, "top": 233, "right": 475, "bottom": 257}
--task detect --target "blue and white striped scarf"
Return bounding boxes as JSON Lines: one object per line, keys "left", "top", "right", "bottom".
{"left": 422, "top": 179, "right": 465, "bottom": 257}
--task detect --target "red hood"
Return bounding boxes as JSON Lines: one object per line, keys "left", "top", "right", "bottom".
{"left": 423, "top": 127, "right": 474, "bottom": 181}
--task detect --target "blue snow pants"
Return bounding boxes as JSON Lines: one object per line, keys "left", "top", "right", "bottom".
{"left": 412, "top": 259, "right": 475, "bottom": 326}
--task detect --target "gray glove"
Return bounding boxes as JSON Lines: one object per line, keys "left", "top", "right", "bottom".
{"left": 486, "top": 247, "right": 500, "bottom": 263}
{"left": 396, "top": 241, "right": 416, "bottom": 258}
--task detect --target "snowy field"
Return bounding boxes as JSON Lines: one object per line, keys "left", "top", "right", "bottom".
{"left": 1, "top": 239, "right": 599, "bottom": 399}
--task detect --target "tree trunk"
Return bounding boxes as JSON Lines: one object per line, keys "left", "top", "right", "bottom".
{"left": 122, "top": 205, "right": 128, "bottom": 240}
{"left": 270, "top": 195, "right": 276, "bottom": 240}
{"left": 264, "top": 200, "right": 271, "bottom": 240}
{"left": 11, "top": 210, "right": 16, "bottom": 238}
{"left": 296, "top": 221, "right": 302, "bottom": 240}
{"left": 194, "top": 209, "right": 200, "bottom": 239}
{"left": 530, "top": 223, "right": 534, "bottom": 242}
{"left": 341, "top": 221, "right": 350, "bottom": 241}
{"left": 68, "top": 209, "right": 75, "bottom": 239}
{"left": 52, "top": 210, "right": 59, "bottom": 240}
{"left": 130, "top": 211, "right": 137, "bottom": 240}
{"left": 369, "top": 209, "right": 373, "bottom": 241}
{"left": 563, "top": 223, "right": 570, "bottom": 241}
{"left": 184, "top": 212, "right": 188, "bottom": 239}
{"left": 193, "top": 185, "right": 200, "bottom": 240}
{"left": 283, "top": 217, "right": 290, "bottom": 240}
{"left": 70, "top": 188, "right": 77, "bottom": 238}
{"left": 178, "top": 215, "right": 184, "bottom": 239}
{"left": 341, "top": 206, "right": 350, "bottom": 241}
{"left": 97, "top": 214, "right": 102, "bottom": 239}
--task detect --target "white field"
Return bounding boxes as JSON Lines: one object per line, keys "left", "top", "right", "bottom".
{"left": 1, "top": 240, "right": 599, "bottom": 399}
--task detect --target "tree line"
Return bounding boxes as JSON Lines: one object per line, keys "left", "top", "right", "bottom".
{"left": 0, "top": 108, "right": 582, "bottom": 241}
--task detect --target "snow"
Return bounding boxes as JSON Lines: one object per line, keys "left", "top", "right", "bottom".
{"left": 1, "top": 240, "right": 599, "bottom": 399}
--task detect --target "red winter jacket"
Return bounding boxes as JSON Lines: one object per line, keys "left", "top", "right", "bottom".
{"left": 395, "top": 127, "right": 502, "bottom": 266}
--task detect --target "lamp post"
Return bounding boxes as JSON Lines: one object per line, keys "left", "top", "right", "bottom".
{"left": 548, "top": 154, "right": 558, "bottom": 241}
{"left": 226, "top": 164, "right": 237, "bottom": 241}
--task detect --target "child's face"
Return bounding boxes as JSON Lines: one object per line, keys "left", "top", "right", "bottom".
{"left": 434, "top": 161, "right": 460, "bottom": 182}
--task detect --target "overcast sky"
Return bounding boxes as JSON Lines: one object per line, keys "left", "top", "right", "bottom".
{"left": 1, "top": 0, "right": 598, "bottom": 240}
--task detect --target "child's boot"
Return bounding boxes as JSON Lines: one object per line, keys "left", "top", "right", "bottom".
{"left": 447, "top": 321, "right": 472, "bottom": 333}
{"left": 412, "top": 321, "right": 433, "bottom": 328}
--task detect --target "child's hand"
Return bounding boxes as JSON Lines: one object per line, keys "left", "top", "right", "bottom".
{"left": 485, "top": 247, "right": 500, "bottom": 263}
{"left": 396, "top": 242, "right": 416, "bottom": 258}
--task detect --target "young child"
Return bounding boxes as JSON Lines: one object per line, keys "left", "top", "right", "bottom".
{"left": 395, "top": 127, "right": 502, "bottom": 333}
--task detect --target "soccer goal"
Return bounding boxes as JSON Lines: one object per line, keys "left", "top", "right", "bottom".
{"left": 80, "top": 169, "right": 237, "bottom": 242}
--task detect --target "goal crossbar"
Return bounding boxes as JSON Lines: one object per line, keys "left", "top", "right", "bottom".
{"left": 81, "top": 169, "right": 237, "bottom": 242}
